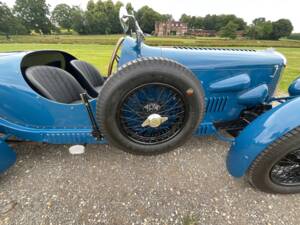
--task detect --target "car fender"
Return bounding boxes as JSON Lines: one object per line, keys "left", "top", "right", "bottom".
{"left": 227, "top": 96, "right": 300, "bottom": 177}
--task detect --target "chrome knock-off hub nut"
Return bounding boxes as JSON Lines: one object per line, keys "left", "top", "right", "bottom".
{"left": 142, "top": 114, "right": 168, "bottom": 128}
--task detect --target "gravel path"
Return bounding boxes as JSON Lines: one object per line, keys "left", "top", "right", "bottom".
{"left": 0, "top": 137, "right": 299, "bottom": 225}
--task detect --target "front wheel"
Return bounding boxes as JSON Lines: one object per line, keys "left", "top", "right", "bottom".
{"left": 247, "top": 127, "right": 300, "bottom": 194}
{"left": 96, "top": 57, "right": 205, "bottom": 155}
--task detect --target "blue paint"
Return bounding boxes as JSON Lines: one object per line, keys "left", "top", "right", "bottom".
{"left": 237, "top": 84, "right": 269, "bottom": 105}
{"left": 209, "top": 73, "right": 251, "bottom": 93}
{"left": 289, "top": 76, "right": 300, "bottom": 96}
{"left": 227, "top": 97, "right": 300, "bottom": 177}
{"left": 120, "top": 37, "right": 285, "bottom": 134}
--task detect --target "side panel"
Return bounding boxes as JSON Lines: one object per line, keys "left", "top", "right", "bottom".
{"left": 0, "top": 52, "right": 104, "bottom": 144}
{"left": 0, "top": 52, "right": 94, "bottom": 129}
{"left": 227, "top": 97, "right": 300, "bottom": 177}
{"left": 0, "top": 117, "right": 105, "bottom": 144}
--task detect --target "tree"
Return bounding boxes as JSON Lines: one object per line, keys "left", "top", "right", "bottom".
{"left": 72, "top": 6, "right": 89, "bottom": 34}
{"left": 202, "top": 14, "right": 218, "bottom": 30}
{"left": 0, "top": 2, "right": 14, "bottom": 38}
{"left": 180, "top": 14, "right": 203, "bottom": 29}
{"left": 253, "top": 17, "right": 266, "bottom": 25}
{"left": 126, "top": 2, "right": 134, "bottom": 14}
{"left": 257, "top": 21, "right": 273, "bottom": 39}
{"left": 246, "top": 18, "right": 273, "bottom": 40}
{"left": 136, "top": 6, "right": 164, "bottom": 34}
{"left": 216, "top": 14, "right": 246, "bottom": 31}
{"left": 85, "top": 0, "right": 123, "bottom": 34}
{"left": 106, "top": 0, "right": 123, "bottom": 34}
{"left": 193, "top": 17, "right": 203, "bottom": 29}
{"left": 271, "top": 19, "right": 293, "bottom": 40}
{"left": 0, "top": 1, "right": 28, "bottom": 38}
{"left": 160, "top": 14, "right": 173, "bottom": 22}
{"left": 14, "top": 0, "right": 52, "bottom": 34}
{"left": 51, "top": 4, "right": 73, "bottom": 31}
{"left": 180, "top": 14, "right": 191, "bottom": 24}
{"left": 180, "top": 13, "right": 247, "bottom": 32}
{"left": 220, "top": 21, "right": 239, "bottom": 39}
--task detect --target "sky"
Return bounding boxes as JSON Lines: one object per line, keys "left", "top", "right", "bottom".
{"left": 4, "top": 0, "right": 300, "bottom": 32}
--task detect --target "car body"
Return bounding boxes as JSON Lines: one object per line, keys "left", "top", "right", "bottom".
{"left": 0, "top": 38, "right": 286, "bottom": 170}
{"left": 119, "top": 37, "right": 286, "bottom": 136}
{"left": 1, "top": 8, "right": 300, "bottom": 194}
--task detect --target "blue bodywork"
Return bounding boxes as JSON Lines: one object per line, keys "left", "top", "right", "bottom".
{"left": 227, "top": 97, "right": 300, "bottom": 177}
{"left": 289, "top": 77, "right": 300, "bottom": 96}
{"left": 119, "top": 38, "right": 286, "bottom": 135}
{"left": 0, "top": 52, "right": 103, "bottom": 144}
{"left": 0, "top": 37, "right": 290, "bottom": 174}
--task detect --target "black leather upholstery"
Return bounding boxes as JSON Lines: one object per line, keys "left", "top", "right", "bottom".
{"left": 25, "top": 66, "right": 85, "bottom": 104}
{"left": 71, "top": 60, "right": 104, "bottom": 97}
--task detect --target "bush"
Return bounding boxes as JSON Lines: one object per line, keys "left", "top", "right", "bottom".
{"left": 288, "top": 33, "right": 300, "bottom": 40}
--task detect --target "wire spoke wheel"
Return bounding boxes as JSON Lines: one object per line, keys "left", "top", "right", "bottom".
{"left": 117, "top": 83, "right": 187, "bottom": 145}
{"left": 270, "top": 149, "right": 300, "bottom": 186}
{"left": 97, "top": 57, "right": 205, "bottom": 155}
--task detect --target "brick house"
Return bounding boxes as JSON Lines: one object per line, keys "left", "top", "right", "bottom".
{"left": 155, "top": 21, "right": 188, "bottom": 36}
{"left": 155, "top": 22, "right": 245, "bottom": 38}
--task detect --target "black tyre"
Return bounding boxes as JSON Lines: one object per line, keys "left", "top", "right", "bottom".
{"left": 97, "top": 57, "right": 205, "bottom": 155}
{"left": 248, "top": 127, "right": 300, "bottom": 194}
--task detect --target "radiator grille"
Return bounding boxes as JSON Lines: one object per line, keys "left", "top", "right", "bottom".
{"left": 206, "top": 97, "right": 228, "bottom": 113}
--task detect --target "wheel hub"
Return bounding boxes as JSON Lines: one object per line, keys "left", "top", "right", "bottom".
{"left": 142, "top": 114, "right": 168, "bottom": 128}
{"left": 118, "top": 83, "right": 187, "bottom": 145}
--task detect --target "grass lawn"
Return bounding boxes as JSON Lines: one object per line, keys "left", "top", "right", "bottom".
{"left": 276, "top": 48, "right": 300, "bottom": 91}
{"left": 2, "top": 35, "right": 300, "bottom": 48}
{"left": 0, "top": 44, "right": 114, "bottom": 73}
{"left": 0, "top": 43, "right": 299, "bottom": 92}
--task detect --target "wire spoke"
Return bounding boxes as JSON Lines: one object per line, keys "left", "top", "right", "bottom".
{"left": 271, "top": 148, "right": 300, "bottom": 185}
{"left": 120, "top": 116, "right": 142, "bottom": 123}
{"left": 122, "top": 103, "right": 144, "bottom": 118}
{"left": 118, "top": 83, "right": 187, "bottom": 145}
{"left": 159, "top": 105, "right": 184, "bottom": 114}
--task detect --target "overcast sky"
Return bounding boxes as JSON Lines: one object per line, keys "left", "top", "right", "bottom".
{"left": 4, "top": 0, "right": 300, "bottom": 32}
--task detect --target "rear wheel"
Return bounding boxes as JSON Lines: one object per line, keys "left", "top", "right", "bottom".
{"left": 248, "top": 127, "right": 300, "bottom": 194}
{"left": 97, "top": 57, "right": 205, "bottom": 155}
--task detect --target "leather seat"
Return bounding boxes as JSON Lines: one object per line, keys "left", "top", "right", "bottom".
{"left": 70, "top": 60, "right": 105, "bottom": 98}
{"left": 25, "top": 66, "right": 85, "bottom": 104}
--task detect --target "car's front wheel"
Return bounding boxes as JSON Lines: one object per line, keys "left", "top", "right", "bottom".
{"left": 248, "top": 127, "right": 300, "bottom": 194}
{"left": 96, "top": 57, "right": 205, "bottom": 155}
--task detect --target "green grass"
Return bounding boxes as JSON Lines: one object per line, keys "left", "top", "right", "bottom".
{"left": 0, "top": 44, "right": 114, "bottom": 73}
{"left": 0, "top": 43, "right": 299, "bottom": 92}
{"left": 276, "top": 48, "right": 300, "bottom": 91}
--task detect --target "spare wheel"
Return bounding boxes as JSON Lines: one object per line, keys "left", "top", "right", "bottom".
{"left": 96, "top": 57, "right": 205, "bottom": 155}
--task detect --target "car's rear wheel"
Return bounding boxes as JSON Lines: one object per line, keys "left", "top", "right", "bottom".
{"left": 248, "top": 127, "right": 300, "bottom": 194}
{"left": 96, "top": 57, "right": 205, "bottom": 155}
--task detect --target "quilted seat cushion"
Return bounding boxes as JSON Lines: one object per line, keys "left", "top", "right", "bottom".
{"left": 71, "top": 60, "right": 105, "bottom": 97}
{"left": 25, "top": 66, "right": 85, "bottom": 104}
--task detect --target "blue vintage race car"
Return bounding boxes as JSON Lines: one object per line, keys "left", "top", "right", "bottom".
{"left": 1, "top": 7, "right": 300, "bottom": 194}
